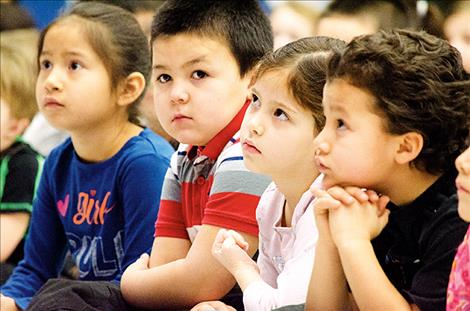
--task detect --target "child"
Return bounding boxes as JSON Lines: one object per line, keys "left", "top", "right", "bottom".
{"left": 199, "top": 36, "right": 346, "bottom": 311}
{"left": 0, "top": 2, "right": 173, "bottom": 310}
{"left": 120, "top": 1, "right": 273, "bottom": 310}
{"left": 269, "top": 2, "right": 319, "bottom": 49}
{"left": 0, "top": 31, "right": 44, "bottom": 284}
{"left": 316, "top": 0, "right": 444, "bottom": 42}
{"left": 306, "top": 29, "right": 470, "bottom": 311}
{"left": 447, "top": 146, "right": 470, "bottom": 310}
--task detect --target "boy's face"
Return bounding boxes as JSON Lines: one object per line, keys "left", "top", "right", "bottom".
{"left": 0, "top": 98, "right": 19, "bottom": 152}
{"left": 240, "top": 70, "right": 318, "bottom": 180}
{"left": 456, "top": 146, "right": 470, "bottom": 221}
{"left": 314, "top": 78, "right": 399, "bottom": 192}
{"left": 152, "top": 33, "right": 252, "bottom": 146}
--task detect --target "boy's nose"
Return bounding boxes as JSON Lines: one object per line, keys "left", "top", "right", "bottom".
{"left": 170, "top": 83, "right": 189, "bottom": 104}
{"left": 313, "top": 129, "right": 331, "bottom": 155}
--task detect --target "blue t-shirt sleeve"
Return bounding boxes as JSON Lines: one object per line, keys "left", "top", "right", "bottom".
{"left": 112, "top": 152, "right": 169, "bottom": 281}
{"left": 1, "top": 157, "right": 67, "bottom": 310}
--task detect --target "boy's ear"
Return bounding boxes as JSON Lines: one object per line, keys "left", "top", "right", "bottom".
{"left": 395, "top": 132, "right": 424, "bottom": 165}
{"left": 117, "top": 72, "right": 146, "bottom": 107}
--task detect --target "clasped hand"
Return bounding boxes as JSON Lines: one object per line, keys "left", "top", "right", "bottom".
{"left": 311, "top": 186, "right": 390, "bottom": 247}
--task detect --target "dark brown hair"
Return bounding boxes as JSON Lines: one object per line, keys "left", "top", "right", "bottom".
{"left": 150, "top": 0, "right": 273, "bottom": 77}
{"left": 328, "top": 29, "right": 470, "bottom": 174}
{"left": 37, "top": 2, "right": 151, "bottom": 125}
{"left": 256, "top": 36, "right": 346, "bottom": 133}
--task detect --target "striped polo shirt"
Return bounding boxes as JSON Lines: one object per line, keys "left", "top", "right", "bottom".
{"left": 155, "top": 102, "right": 272, "bottom": 241}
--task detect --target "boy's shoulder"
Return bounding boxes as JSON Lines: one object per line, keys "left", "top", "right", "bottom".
{"left": 1, "top": 140, "right": 43, "bottom": 165}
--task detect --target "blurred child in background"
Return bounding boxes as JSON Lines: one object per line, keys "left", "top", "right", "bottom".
{"left": 0, "top": 29, "right": 44, "bottom": 285}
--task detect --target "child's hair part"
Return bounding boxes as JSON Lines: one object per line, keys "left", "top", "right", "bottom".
{"left": 37, "top": 2, "right": 151, "bottom": 124}
{"left": 256, "top": 36, "right": 346, "bottom": 133}
{"left": 150, "top": 0, "right": 273, "bottom": 77}
{"left": 327, "top": 29, "right": 470, "bottom": 174}
{"left": 0, "top": 29, "right": 39, "bottom": 121}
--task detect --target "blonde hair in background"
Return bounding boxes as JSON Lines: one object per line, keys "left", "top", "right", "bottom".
{"left": 0, "top": 28, "right": 39, "bottom": 121}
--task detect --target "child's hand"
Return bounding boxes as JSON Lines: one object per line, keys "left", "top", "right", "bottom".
{"left": 123, "top": 253, "right": 150, "bottom": 274}
{"left": 190, "top": 300, "right": 236, "bottom": 311}
{"left": 0, "top": 295, "right": 20, "bottom": 311}
{"left": 325, "top": 186, "right": 390, "bottom": 216}
{"left": 310, "top": 187, "right": 339, "bottom": 243}
{"left": 211, "top": 229, "right": 257, "bottom": 275}
{"left": 326, "top": 189, "right": 390, "bottom": 247}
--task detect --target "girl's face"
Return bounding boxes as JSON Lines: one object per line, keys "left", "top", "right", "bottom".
{"left": 456, "top": 146, "right": 470, "bottom": 221}
{"left": 240, "top": 70, "right": 319, "bottom": 182}
{"left": 36, "top": 20, "right": 119, "bottom": 134}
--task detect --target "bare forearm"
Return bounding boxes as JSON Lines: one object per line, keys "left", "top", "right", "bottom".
{"left": 230, "top": 263, "right": 261, "bottom": 291}
{"left": 121, "top": 259, "right": 234, "bottom": 309}
{"left": 337, "top": 240, "right": 413, "bottom": 311}
{"left": 306, "top": 240, "right": 350, "bottom": 311}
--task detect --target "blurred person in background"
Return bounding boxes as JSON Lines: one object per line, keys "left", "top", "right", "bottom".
{"left": 269, "top": 1, "right": 319, "bottom": 50}
{"left": 443, "top": 1, "right": 470, "bottom": 73}
{"left": 315, "top": 0, "right": 444, "bottom": 42}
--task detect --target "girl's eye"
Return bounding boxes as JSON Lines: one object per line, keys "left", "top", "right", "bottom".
{"left": 40, "top": 60, "right": 52, "bottom": 70}
{"left": 250, "top": 94, "right": 261, "bottom": 108}
{"left": 157, "top": 74, "right": 171, "bottom": 83}
{"left": 70, "top": 61, "right": 82, "bottom": 71}
{"left": 273, "top": 108, "right": 288, "bottom": 121}
{"left": 192, "top": 70, "right": 207, "bottom": 79}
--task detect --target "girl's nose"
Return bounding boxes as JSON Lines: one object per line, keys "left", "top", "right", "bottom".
{"left": 44, "top": 70, "right": 63, "bottom": 93}
{"left": 248, "top": 114, "right": 264, "bottom": 136}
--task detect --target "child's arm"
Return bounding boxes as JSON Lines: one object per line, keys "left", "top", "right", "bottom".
{"left": 0, "top": 213, "right": 29, "bottom": 262}
{"left": 306, "top": 188, "right": 350, "bottom": 311}
{"left": 211, "top": 229, "right": 260, "bottom": 291}
{"left": 112, "top": 152, "right": 170, "bottom": 281}
{"left": 0, "top": 165, "right": 68, "bottom": 310}
{"left": 326, "top": 187, "right": 418, "bottom": 310}
{"left": 121, "top": 225, "right": 258, "bottom": 310}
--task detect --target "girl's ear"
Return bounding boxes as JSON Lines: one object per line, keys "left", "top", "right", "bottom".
{"left": 117, "top": 72, "right": 146, "bottom": 107}
{"left": 394, "top": 132, "right": 424, "bottom": 165}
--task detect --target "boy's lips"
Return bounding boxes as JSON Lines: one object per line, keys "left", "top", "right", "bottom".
{"left": 456, "top": 180, "right": 470, "bottom": 194}
{"left": 315, "top": 156, "right": 329, "bottom": 173}
{"left": 172, "top": 113, "right": 192, "bottom": 122}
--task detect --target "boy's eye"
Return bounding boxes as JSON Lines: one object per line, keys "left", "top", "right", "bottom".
{"left": 336, "top": 119, "right": 346, "bottom": 129}
{"left": 157, "top": 74, "right": 171, "bottom": 83}
{"left": 192, "top": 70, "right": 207, "bottom": 79}
{"left": 69, "top": 61, "right": 82, "bottom": 71}
{"left": 273, "top": 108, "right": 288, "bottom": 121}
{"left": 40, "top": 60, "right": 52, "bottom": 70}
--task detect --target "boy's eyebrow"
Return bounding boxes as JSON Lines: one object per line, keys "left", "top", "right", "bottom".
{"left": 153, "top": 55, "right": 209, "bottom": 70}
{"left": 327, "top": 101, "right": 350, "bottom": 116}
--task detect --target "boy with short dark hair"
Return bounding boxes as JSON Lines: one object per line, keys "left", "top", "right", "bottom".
{"left": 121, "top": 1, "right": 273, "bottom": 310}
{"left": 307, "top": 29, "right": 470, "bottom": 311}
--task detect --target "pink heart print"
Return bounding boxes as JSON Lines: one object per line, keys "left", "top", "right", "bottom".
{"left": 57, "top": 194, "right": 70, "bottom": 217}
